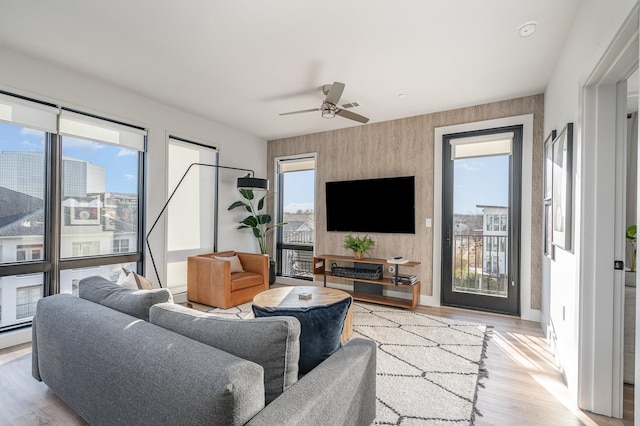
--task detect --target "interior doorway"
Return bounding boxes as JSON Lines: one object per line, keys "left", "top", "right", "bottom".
{"left": 623, "top": 67, "right": 638, "bottom": 417}
{"left": 578, "top": 8, "right": 638, "bottom": 416}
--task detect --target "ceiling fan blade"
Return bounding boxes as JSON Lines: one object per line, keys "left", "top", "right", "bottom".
{"left": 279, "top": 108, "right": 320, "bottom": 116}
{"left": 336, "top": 108, "right": 369, "bottom": 123}
{"left": 324, "top": 81, "right": 345, "bottom": 105}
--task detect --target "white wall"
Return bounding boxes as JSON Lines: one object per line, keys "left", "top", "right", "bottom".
{"left": 0, "top": 46, "right": 266, "bottom": 295}
{"left": 543, "top": 0, "right": 637, "bottom": 404}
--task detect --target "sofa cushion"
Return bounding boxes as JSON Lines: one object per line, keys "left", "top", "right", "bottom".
{"left": 34, "top": 294, "right": 265, "bottom": 426}
{"left": 230, "top": 272, "right": 264, "bottom": 291}
{"left": 150, "top": 302, "right": 300, "bottom": 404}
{"left": 214, "top": 254, "right": 244, "bottom": 273}
{"left": 79, "top": 275, "right": 173, "bottom": 321}
{"left": 252, "top": 297, "right": 351, "bottom": 375}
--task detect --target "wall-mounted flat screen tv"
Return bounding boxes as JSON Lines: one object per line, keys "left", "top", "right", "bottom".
{"left": 326, "top": 176, "right": 415, "bottom": 234}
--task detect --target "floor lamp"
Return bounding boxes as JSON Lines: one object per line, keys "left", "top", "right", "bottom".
{"left": 146, "top": 162, "right": 269, "bottom": 287}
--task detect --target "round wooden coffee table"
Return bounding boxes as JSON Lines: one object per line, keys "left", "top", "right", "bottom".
{"left": 253, "top": 286, "right": 353, "bottom": 343}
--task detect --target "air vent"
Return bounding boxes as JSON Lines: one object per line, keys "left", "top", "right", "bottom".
{"left": 341, "top": 101, "right": 360, "bottom": 109}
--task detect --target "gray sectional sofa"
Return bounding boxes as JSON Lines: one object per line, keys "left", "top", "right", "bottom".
{"left": 32, "top": 276, "right": 376, "bottom": 425}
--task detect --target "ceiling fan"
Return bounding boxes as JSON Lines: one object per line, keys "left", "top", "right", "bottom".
{"left": 279, "top": 82, "right": 369, "bottom": 123}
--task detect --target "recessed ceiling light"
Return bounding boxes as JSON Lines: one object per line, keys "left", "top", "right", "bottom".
{"left": 518, "top": 21, "right": 537, "bottom": 37}
{"left": 398, "top": 94, "right": 407, "bottom": 98}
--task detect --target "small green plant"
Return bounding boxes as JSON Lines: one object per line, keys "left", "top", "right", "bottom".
{"left": 342, "top": 234, "right": 375, "bottom": 258}
{"left": 228, "top": 178, "right": 286, "bottom": 258}
{"left": 627, "top": 224, "right": 637, "bottom": 272}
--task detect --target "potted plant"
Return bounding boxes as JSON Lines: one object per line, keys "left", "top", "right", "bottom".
{"left": 343, "top": 234, "right": 375, "bottom": 259}
{"left": 228, "top": 181, "right": 286, "bottom": 284}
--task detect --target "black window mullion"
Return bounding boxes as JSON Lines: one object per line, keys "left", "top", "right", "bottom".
{"left": 47, "top": 131, "right": 61, "bottom": 295}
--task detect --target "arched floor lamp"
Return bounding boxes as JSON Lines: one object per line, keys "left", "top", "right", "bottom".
{"left": 146, "top": 162, "right": 269, "bottom": 287}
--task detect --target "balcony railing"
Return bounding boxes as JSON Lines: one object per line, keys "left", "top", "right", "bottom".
{"left": 279, "top": 229, "right": 314, "bottom": 279}
{"left": 452, "top": 233, "right": 508, "bottom": 297}
{"left": 16, "top": 302, "right": 38, "bottom": 319}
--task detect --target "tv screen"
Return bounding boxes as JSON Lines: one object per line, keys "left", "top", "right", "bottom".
{"left": 326, "top": 176, "right": 415, "bottom": 234}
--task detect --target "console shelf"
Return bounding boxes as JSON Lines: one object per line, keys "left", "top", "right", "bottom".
{"left": 313, "top": 254, "right": 421, "bottom": 309}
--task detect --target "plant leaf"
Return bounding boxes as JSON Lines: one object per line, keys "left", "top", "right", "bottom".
{"left": 239, "top": 188, "right": 254, "bottom": 200}
{"left": 228, "top": 201, "right": 248, "bottom": 210}
{"left": 252, "top": 228, "right": 262, "bottom": 238}
{"left": 242, "top": 216, "right": 258, "bottom": 227}
{"left": 257, "top": 214, "right": 272, "bottom": 225}
{"left": 257, "top": 195, "right": 266, "bottom": 211}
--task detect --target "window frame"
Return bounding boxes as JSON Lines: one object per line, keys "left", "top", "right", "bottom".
{"left": 274, "top": 154, "right": 316, "bottom": 281}
{"left": 0, "top": 92, "right": 147, "bottom": 332}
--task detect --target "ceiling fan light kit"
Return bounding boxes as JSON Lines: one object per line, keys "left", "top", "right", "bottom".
{"left": 321, "top": 102, "right": 337, "bottom": 119}
{"left": 280, "top": 81, "right": 370, "bottom": 123}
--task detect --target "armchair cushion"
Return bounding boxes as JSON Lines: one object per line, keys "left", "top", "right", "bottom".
{"left": 214, "top": 254, "right": 245, "bottom": 273}
{"left": 252, "top": 297, "right": 351, "bottom": 375}
{"left": 230, "top": 272, "right": 265, "bottom": 291}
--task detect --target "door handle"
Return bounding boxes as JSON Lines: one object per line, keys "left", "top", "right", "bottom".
{"left": 445, "top": 226, "right": 451, "bottom": 248}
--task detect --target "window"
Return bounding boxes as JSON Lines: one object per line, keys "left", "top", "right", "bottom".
{"left": 71, "top": 241, "right": 100, "bottom": 257}
{"left": 15, "top": 284, "right": 42, "bottom": 319}
{"left": 0, "top": 93, "right": 146, "bottom": 332}
{"left": 16, "top": 244, "right": 43, "bottom": 261}
{"left": 113, "top": 239, "right": 129, "bottom": 253}
{"left": 164, "top": 136, "right": 218, "bottom": 294}
{"left": 59, "top": 262, "right": 136, "bottom": 295}
{"left": 275, "top": 156, "right": 316, "bottom": 280}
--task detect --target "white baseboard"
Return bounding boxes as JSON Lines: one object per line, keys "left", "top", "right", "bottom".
{"left": 0, "top": 327, "right": 32, "bottom": 350}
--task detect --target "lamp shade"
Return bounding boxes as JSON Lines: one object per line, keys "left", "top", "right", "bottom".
{"left": 237, "top": 176, "right": 269, "bottom": 191}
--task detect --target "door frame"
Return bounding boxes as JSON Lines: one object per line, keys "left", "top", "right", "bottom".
{"left": 271, "top": 152, "right": 317, "bottom": 286}
{"left": 578, "top": 6, "right": 638, "bottom": 417}
{"left": 441, "top": 126, "right": 522, "bottom": 315}
{"left": 431, "top": 114, "right": 540, "bottom": 322}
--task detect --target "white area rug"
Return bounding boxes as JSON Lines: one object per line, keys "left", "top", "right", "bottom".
{"left": 198, "top": 301, "right": 490, "bottom": 425}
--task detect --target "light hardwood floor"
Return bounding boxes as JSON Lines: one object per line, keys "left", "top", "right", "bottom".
{"left": 0, "top": 304, "right": 633, "bottom": 425}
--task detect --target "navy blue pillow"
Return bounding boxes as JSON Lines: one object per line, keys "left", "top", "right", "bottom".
{"left": 252, "top": 297, "right": 351, "bottom": 375}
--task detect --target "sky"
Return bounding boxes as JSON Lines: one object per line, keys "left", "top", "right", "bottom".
{"left": 453, "top": 155, "right": 509, "bottom": 214}
{"left": 283, "top": 169, "right": 314, "bottom": 213}
{"left": 2, "top": 120, "right": 508, "bottom": 213}
{"left": 0, "top": 122, "right": 138, "bottom": 194}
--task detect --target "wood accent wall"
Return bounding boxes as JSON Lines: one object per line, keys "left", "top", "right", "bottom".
{"left": 268, "top": 94, "right": 544, "bottom": 310}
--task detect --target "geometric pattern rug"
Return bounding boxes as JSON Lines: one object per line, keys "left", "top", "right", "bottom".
{"left": 197, "top": 300, "right": 491, "bottom": 426}
{"left": 351, "top": 303, "right": 490, "bottom": 425}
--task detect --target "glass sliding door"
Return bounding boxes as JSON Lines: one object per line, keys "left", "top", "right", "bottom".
{"left": 441, "top": 127, "right": 521, "bottom": 314}
{"left": 276, "top": 156, "right": 316, "bottom": 280}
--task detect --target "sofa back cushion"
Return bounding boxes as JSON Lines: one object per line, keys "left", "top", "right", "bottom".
{"left": 34, "top": 294, "right": 265, "bottom": 426}
{"left": 150, "top": 303, "right": 300, "bottom": 404}
{"left": 252, "top": 297, "right": 351, "bottom": 375}
{"left": 79, "top": 275, "right": 173, "bottom": 321}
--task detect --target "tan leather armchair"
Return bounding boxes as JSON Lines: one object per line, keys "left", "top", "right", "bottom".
{"left": 187, "top": 251, "right": 269, "bottom": 309}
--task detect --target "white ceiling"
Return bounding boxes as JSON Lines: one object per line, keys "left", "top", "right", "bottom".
{"left": 0, "top": 0, "right": 582, "bottom": 141}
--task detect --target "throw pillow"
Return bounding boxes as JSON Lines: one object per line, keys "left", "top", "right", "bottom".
{"left": 150, "top": 302, "right": 300, "bottom": 404}
{"left": 252, "top": 297, "right": 351, "bottom": 375}
{"left": 132, "top": 271, "right": 154, "bottom": 290}
{"left": 79, "top": 276, "right": 173, "bottom": 321}
{"left": 213, "top": 254, "right": 244, "bottom": 273}
{"left": 116, "top": 269, "right": 138, "bottom": 290}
